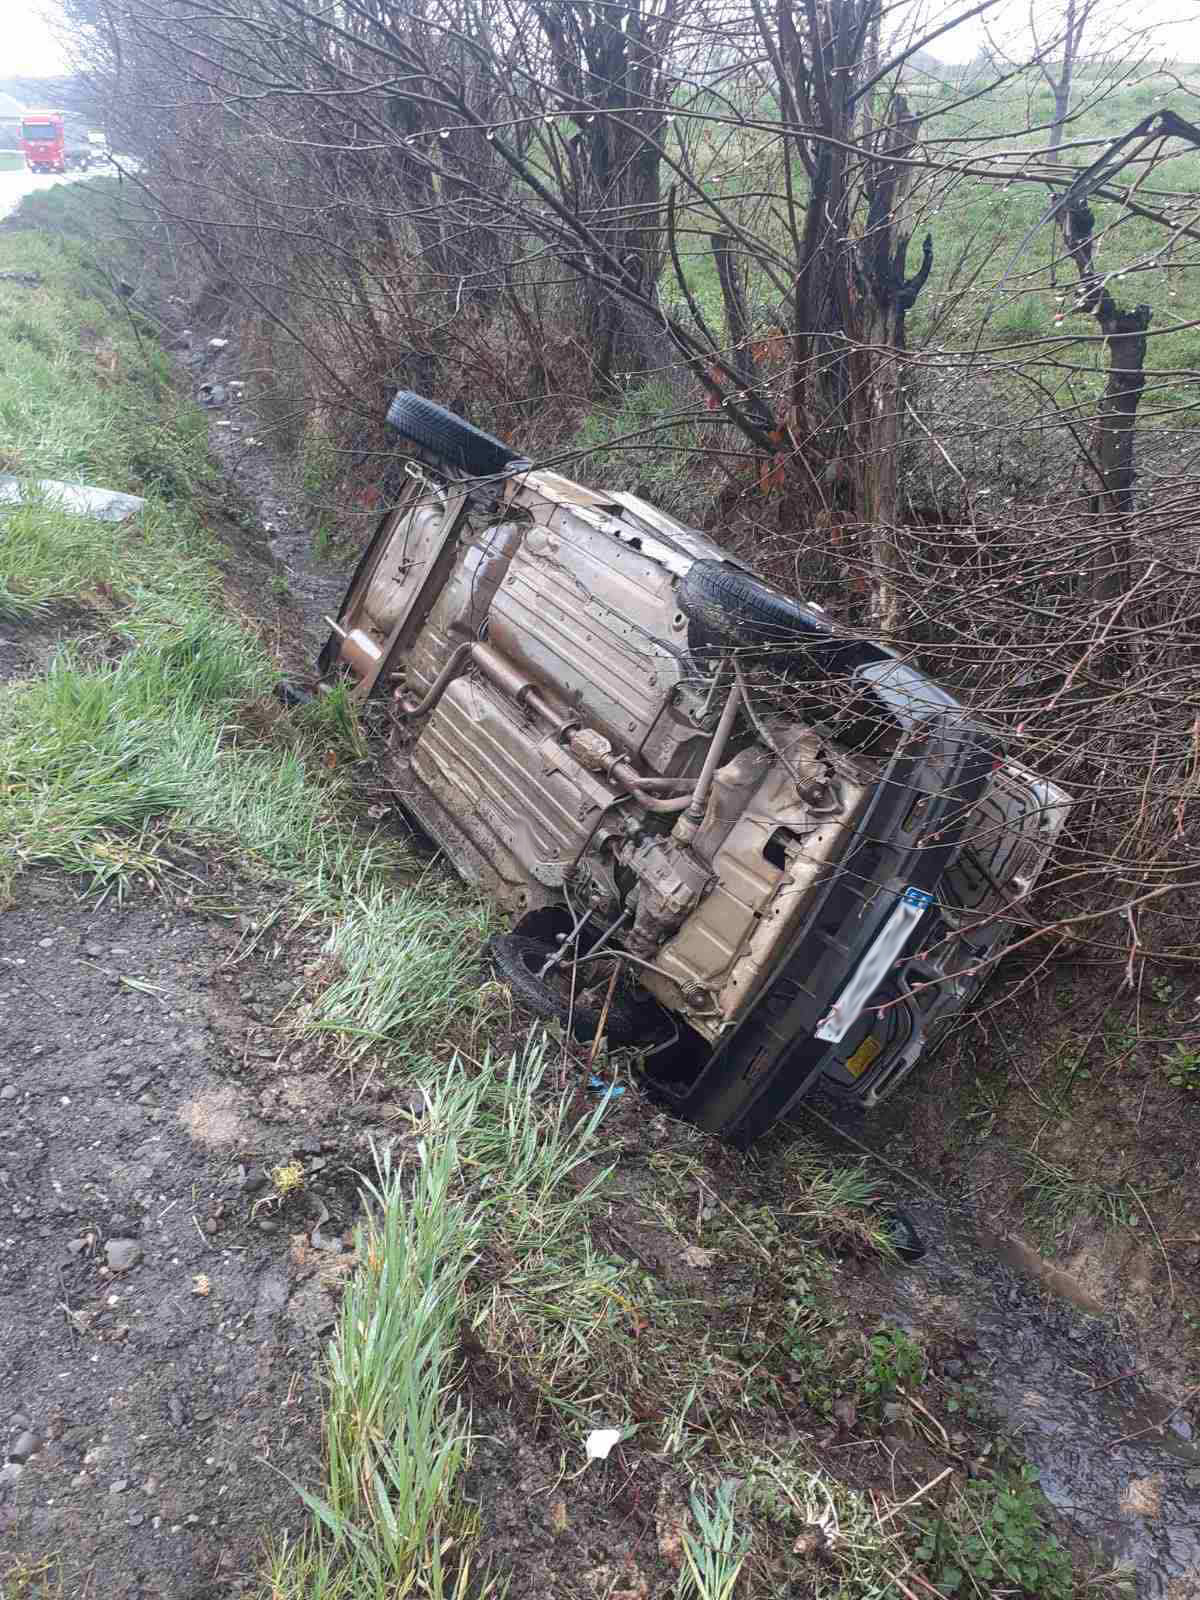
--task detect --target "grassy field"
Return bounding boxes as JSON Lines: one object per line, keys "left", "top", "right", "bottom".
{"left": 0, "top": 184, "right": 1151, "bottom": 1600}
{"left": 574, "top": 67, "right": 1200, "bottom": 509}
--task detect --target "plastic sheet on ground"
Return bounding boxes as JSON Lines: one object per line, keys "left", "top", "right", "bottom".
{"left": 0, "top": 475, "right": 145, "bottom": 523}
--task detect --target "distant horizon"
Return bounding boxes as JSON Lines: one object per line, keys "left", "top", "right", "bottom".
{"left": 7, "top": 0, "right": 1200, "bottom": 79}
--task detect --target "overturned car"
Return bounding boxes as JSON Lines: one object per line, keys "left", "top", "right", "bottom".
{"left": 316, "top": 392, "right": 1069, "bottom": 1143}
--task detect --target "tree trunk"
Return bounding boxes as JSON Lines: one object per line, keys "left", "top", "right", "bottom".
{"left": 1049, "top": 82, "right": 1071, "bottom": 151}
{"left": 709, "top": 231, "right": 758, "bottom": 390}
{"left": 1048, "top": 0, "right": 1078, "bottom": 152}
{"left": 1089, "top": 301, "right": 1150, "bottom": 606}
{"left": 1062, "top": 199, "right": 1151, "bottom": 611}
{"left": 850, "top": 96, "right": 931, "bottom": 638}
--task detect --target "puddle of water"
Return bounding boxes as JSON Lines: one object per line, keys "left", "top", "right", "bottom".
{"left": 894, "top": 1202, "right": 1200, "bottom": 1598}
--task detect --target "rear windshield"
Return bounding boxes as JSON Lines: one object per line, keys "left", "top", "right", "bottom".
{"left": 22, "top": 122, "right": 58, "bottom": 140}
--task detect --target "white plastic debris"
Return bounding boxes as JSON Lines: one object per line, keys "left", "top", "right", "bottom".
{"left": 585, "top": 1429, "right": 622, "bottom": 1462}
{"left": 0, "top": 476, "right": 144, "bottom": 524}
{"left": 208, "top": 337, "right": 229, "bottom": 350}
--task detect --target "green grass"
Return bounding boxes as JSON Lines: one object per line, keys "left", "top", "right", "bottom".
{"left": 0, "top": 200, "right": 415, "bottom": 909}
{"left": 264, "top": 1037, "right": 619, "bottom": 1599}
{"left": 679, "top": 1480, "right": 750, "bottom": 1600}
{"left": 300, "top": 883, "right": 497, "bottom": 1059}
{"left": 663, "top": 70, "right": 1200, "bottom": 442}
{"left": 1017, "top": 1150, "right": 1150, "bottom": 1251}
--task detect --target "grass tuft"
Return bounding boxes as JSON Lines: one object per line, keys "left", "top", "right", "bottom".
{"left": 679, "top": 1480, "right": 750, "bottom": 1600}
{"left": 301, "top": 884, "right": 496, "bottom": 1059}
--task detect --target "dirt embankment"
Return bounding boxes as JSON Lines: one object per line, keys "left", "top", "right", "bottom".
{"left": 174, "top": 309, "right": 1200, "bottom": 1597}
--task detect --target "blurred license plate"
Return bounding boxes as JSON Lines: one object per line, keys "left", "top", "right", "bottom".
{"left": 843, "top": 1035, "right": 883, "bottom": 1079}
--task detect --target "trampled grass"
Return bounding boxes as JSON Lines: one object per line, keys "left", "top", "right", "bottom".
{"left": 264, "top": 1039, "right": 620, "bottom": 1600}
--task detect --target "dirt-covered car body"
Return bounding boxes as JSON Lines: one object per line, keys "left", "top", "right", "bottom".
{"left": 317, "top": 393, "right": 1069, "bottom": 1142}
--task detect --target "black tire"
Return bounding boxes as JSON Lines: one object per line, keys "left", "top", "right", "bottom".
{"left": 678, "top": 559, "right": 888, "bottom": 673}
{"left": 385, "top": 390, "right": 524, "bottom": 478}
{"left": 489, "top": 933, "right": 652, "bottom": 1045}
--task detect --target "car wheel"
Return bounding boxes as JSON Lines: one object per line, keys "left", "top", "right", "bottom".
{"left": 385, "top": 390, "right": 526, "bottom": 478}
{"left": 489, "top": 932, "right": 652, "bottom": 1045}
{"left": 677, "top": 559, "right": 842, "bottom": 660}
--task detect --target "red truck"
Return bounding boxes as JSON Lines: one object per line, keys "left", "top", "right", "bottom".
{"left": 19, "top": 111, "right": 93, "bottom": 176}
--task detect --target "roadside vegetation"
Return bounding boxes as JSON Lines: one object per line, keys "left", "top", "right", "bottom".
{"left": 0, "top": 188, "right": 1145, "bottom": 1599}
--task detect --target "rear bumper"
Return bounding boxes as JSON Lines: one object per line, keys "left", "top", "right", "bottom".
{"left": 643, "top": 700, "right": 1000, "bottom": 1141}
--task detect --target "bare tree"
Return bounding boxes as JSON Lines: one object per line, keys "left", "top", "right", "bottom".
{"left": 1038, "top": 0, "right": 1098, "bottom": 150}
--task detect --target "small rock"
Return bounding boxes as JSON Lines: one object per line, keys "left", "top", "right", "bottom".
{"left": 84, "top": 942, "right": 104, "bottom": 958}
{"left": 143, "top": 1476, "right": 159, "bottom": 1496}
{"left": 257, "top": 1219, "right": 277, "bottom": 1233}
{"left": 942, "top": 1359, "right": 965, "bottom": 1378}
{"left": 204, "top": 1218, "right": 218, "bottom": 1236}
{"left": 0, "top": 1462, "right": 23, "bottom": 1489}
{"left": 37, "top": 936, "right": 54, "bottom": 948}
{"left": 105, "top": 1239, "right": 143, "bottom": 1273}
{"left": 110, "top": 1478, "right": 130, "bottom": 1495}
{"left": 9, "top": 1414, "right": 29, "bottom": 1431}
{"left": 127, "top": 1511, "right": 144, "bottom": 1527}
{"left": 67, "top": 1237, "right": 88, "bottom": 1256}
{"left": 0, "top": 1087, "right": 15, "bottom": 1102}
{"left": 793, "top": 1522, "right": 830, "bottom": 1559}
{"left": 208, "top": 337, "right": 229, "bottom": 350}
{"left": 8, "top": 1432, "right": 37, "bottom": 1463}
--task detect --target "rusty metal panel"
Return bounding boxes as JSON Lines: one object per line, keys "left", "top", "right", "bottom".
{"left": 410, "top": 676, "right": 617, "bottom": 902}
{"left": 487, "top": 511, "right": 687, "bottom": 761}
{"left": 639, "top": 750, "right": 870, "bottom": 1035}
{"left": 404, "top": 520, "right": 527, "bottom": 698}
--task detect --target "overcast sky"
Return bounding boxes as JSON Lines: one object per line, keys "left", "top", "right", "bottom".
{"left": 8, "top": 0, "right": 1200, "bottom": 77}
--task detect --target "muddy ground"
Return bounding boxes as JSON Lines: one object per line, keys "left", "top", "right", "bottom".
{"left": 0, "top": 861, "right": 382, "bottom": 1597}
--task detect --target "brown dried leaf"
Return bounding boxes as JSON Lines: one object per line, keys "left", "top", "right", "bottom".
{"left": 657, "top": 1514, "right": 687, "bottom": 1567}
{"left": 681, "top": 1244, "right": 718, "bottom": 1269}
{"left": 793, "top": 1522, "right": 830, "bottom": 1559}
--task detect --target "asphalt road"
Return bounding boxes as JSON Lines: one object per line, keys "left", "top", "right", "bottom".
{"left": 0, "top": 164, "right": 92, "bottom": 222}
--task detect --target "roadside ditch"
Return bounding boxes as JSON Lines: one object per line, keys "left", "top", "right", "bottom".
{"left": 180, "top": 317, "right": 1200, "bottom": 1598}
{"left": 1, "top": 184, "right": 1197, "bottom": 1599}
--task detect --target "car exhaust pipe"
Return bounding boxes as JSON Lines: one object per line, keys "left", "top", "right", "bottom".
{"left": 671, "top": 680, "right": 743, "bottom": 846}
